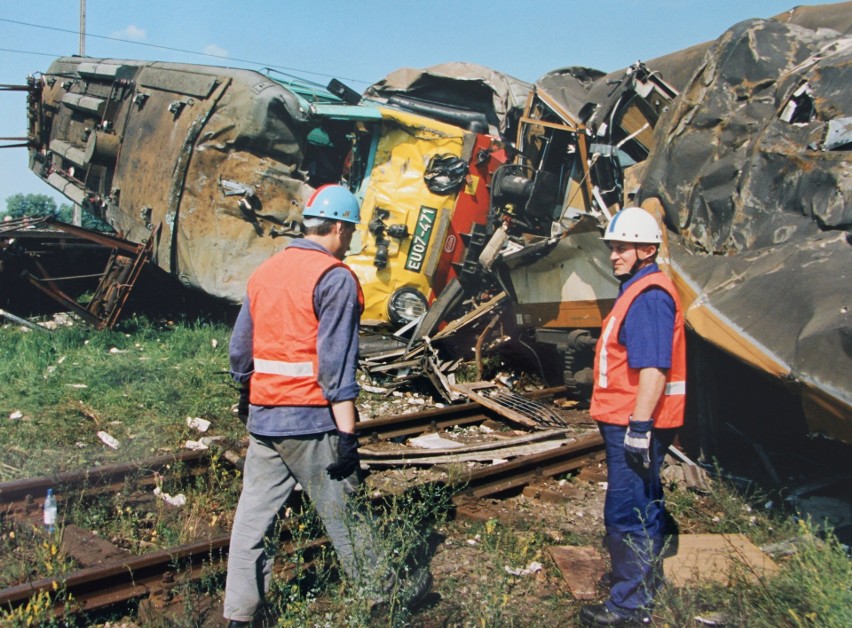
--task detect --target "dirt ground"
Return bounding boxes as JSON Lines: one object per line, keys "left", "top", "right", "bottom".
{"left": 404, "top": 476, "right": 611, "bottom": 627}
{"left": 354, "top": 388, "right": 616, "bottom": 627}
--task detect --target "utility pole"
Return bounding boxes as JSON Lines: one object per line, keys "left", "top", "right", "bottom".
{"left": 74, "top": 0, "right": 86, "bottom": 226}
{"left": 79, "top": 0, "right": 86, "bottom": 56}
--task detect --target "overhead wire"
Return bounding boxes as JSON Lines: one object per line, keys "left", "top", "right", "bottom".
{"left": 0, "top": 17, "right": 371, "bottom": 86}
{"left": 0, "top": 46, "right": 67, "bottom": 59}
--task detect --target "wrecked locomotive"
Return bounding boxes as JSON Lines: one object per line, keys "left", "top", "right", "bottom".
{"left": 22, "top": 57, "right": 527, "bottom": 328}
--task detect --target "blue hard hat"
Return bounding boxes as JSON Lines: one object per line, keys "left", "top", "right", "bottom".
{"left": 303, "top": 185, "right": 361, "bottom": 224}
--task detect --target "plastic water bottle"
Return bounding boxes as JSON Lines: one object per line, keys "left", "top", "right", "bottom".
{"left": 43, "top": 488, "right": 57, "bottom": 532}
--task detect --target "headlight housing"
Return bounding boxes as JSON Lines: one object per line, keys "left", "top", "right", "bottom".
{"left": 387, "top": 287, "right": 428, "bottom": 326}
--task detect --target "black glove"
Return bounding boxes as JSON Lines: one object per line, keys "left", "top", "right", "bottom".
{"left": 326, "top": 431, "right": 360, "bottom": 480}
{"left": 237, "top": 384, "right": 250, "bottom": 425}
{"left": 624, "top": 418, "right": 653, "bottom": 469}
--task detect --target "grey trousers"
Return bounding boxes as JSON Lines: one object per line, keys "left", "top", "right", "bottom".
{"left": 223, "top": 431, "right": 384, "bottom": 622}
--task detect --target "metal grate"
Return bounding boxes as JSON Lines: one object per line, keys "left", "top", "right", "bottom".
{"left": 480, "top": 387, "right": 569, "bottom": 428}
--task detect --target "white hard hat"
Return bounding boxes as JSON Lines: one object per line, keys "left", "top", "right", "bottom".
{"left": 602, "top": 207, "right": 662, "bottom": 244}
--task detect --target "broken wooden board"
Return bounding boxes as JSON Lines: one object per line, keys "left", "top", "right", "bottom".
{"left": 548, "top": 545, "right": 606, "bottom": 600}
{"left": 663, "top": 533, "right": 779, "bottom": 586}
{"left": 360, "top": 428, "right": 570, "bottom": 458}
{"left": 360, "top": 439, "right": 567, "bottom": 466}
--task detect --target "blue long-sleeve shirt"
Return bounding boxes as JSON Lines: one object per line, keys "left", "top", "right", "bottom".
{"left": 229, "top": 239, "right": 361, "bottom": 437}
{"left": 617, "top": 263, "right": 676, "bottom": 370}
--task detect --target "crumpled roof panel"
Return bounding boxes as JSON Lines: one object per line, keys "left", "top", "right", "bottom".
{"left": 364, "top": 62, "right": 531, "bottom": 137}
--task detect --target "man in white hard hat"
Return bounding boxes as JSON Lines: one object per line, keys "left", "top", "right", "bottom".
{"left": 580, "top": 207, "right": 686, "bottom": 626}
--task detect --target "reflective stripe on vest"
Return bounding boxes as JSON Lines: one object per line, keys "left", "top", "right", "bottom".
{"left": 254, "top": 358, "right": 314, "bottom": 378}
{"left": 597, "top": 316, "right": 618, "bottom": 389}
{"left": 591, "top": 271, "right": 687, "bottom": 428}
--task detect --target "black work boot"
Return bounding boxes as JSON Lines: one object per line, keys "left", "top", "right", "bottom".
{"left": 579, "top": 603, "right": 650, "bottom": 626}
{"left": 405, "top": 566, "right": 433, "bottom": 609}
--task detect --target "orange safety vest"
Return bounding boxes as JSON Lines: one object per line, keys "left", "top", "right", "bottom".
{"left": 591, "top": 271, "right": 686, "bottom": 428}
{"left": 248, "top": 246, "right": 364, "bottom": 407}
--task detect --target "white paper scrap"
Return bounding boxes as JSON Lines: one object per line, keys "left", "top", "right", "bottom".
{"left": 97, "top": 431, "right": 120, "bottom": 449}
{"left": 185, "top": 440, "right": 209, "bottom": 451}
{"left": 409, "top": 433, "right": 465, "bottom": 450}
{"left": 153, "top": 486, "right": 186, "bottom": 507}
{"left": 504, "top": 561, "right": 543, "bottom": 576}
{"left": 186, "top": 416, "right": 211, "bottom": 432}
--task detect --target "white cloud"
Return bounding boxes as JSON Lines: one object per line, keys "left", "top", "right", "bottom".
{"left": 111, "top": 25, "right": 146, "bottom": 41}
{"left": 203, "top": 44, "right": 228, "bottom": 58}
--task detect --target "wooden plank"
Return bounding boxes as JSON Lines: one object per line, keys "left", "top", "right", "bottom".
{"left": 61, "top": 524, "right": 132, "bottom": 567}
{"left": 548, "top": 545, "right": 606, "bottom": 600}
{"left": 359, "top": 428, "right": 570, "bottom": 457}
{"left": 361, "top": 440, "right": 566, "bottom": 466}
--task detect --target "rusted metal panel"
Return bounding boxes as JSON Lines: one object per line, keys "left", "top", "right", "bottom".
{"left": 15, "top": 219, "right": 160, "bottom": 329}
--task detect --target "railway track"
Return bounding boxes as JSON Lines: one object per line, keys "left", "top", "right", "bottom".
{"left": 0, "top": 387, "right": 601, "bottom": 620}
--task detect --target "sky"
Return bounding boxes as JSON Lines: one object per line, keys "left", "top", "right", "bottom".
{"left": 0, "top": 0, "right": 841, "bottom": 209}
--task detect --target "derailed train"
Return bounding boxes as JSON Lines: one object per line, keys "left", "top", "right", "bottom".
{"left": 21, "top": 2, "right": 851, "bottom": 446}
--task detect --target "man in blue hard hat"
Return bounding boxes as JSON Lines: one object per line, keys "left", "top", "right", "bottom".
{"left": 224, "top": 185, "right": 430, "bottom": 626}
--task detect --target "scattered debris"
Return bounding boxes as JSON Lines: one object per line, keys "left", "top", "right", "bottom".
{"left": 452, "top": 382, "right": 570, "bottom": 429}
{"left": 152, "top": 486, "right": 186, "bottom": 507}
{"left": 663, "top": 447, "right": 712, "bottom": 493}
{"left": 0, "top": 307, "right": 49, "bottom": 332}
{"left": 408, "top": 433, "right": 466, "bottom": 450}
{"left": 694, "top": 612, "right": 732, "bottom": 626}
{"left": 504, "top": 561, "right": 542, "bottom": 577}
{"left": 186, "top": 417, "right": 211, "bottom": 433}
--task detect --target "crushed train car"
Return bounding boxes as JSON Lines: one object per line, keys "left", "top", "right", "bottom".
{"left": 365, "top": 4, "right": 850, "bottom": 447}
{"left": 23, "top": 58, "right": 529, "bottom": 327}
{"left": 635, "top": 14, "right": 852, "bottom": 443}
{"left": 496, "top": 8, "right": 852, "bottom": 442}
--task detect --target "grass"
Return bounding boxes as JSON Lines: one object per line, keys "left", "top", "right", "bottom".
{"left": 0, "top": 315, "right": 242, "bottom": 479}
{"left": 0, "top": 315, "right": 849, "bottom": 627}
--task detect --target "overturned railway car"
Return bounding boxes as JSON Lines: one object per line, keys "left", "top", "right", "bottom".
{"left": 25, "top": 58, "right": 523, "bottom": 327}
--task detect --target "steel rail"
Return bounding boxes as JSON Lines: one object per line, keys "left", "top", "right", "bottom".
{"left": 0, "top": 450, "right": 210, "bottom": 517}
{"left": 1, "top": 385, "right": 590, "bottom": 619}
{"left": 0, "top": 527, "right": 326, "bottom": 617}
{"left": 458, "top": 431, "right": 604, "bottom": 498}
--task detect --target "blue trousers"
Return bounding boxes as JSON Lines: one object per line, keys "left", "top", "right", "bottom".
{"left": 598, "top": 422, "right": 676, "bottom": 612}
